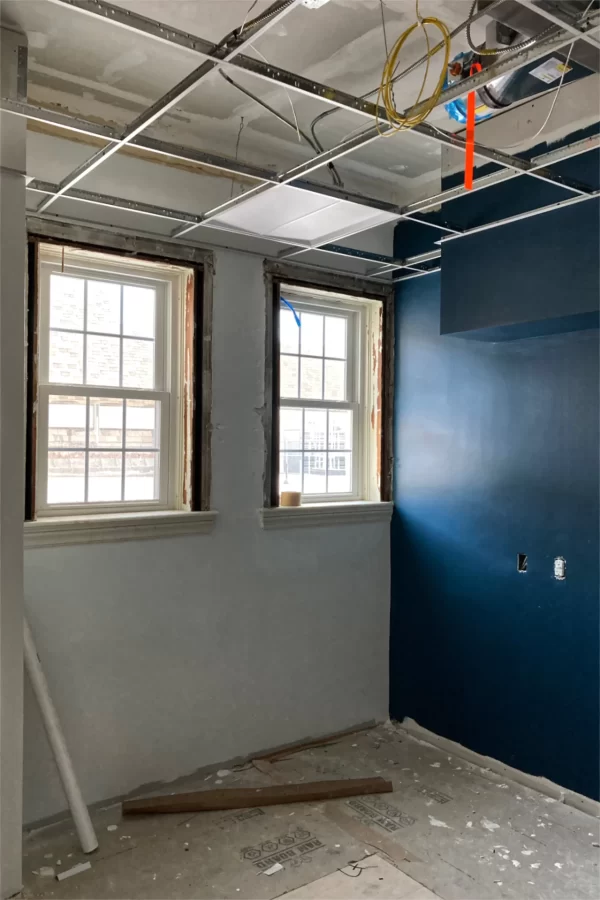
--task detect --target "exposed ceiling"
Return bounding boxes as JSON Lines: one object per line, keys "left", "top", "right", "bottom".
{"left": 1, "top": 0, "right": 598, "bottom": 267}
{"left": 2, "top": 0, "right": 486, "bottom": 192}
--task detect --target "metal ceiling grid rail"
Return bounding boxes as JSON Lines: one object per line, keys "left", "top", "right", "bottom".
{"left": 516, "top": 0, "right": 600, "bottom": 49}
{"left": 170, "top": 26, "right": 600, "bottom": 240}
{"left": 36, "top": 0, "right": 305, "bottom": 213}
{"left": 14, "top": 119, "right": 599, "bottom": 278}
{"left": 38, "top": 0, "right": 598, "bottom": 237}
{"left": 2, "top": 0, "right": 597, "bottom": 278}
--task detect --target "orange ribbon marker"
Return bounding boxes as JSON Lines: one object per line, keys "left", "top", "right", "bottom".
{"left": 464, "top": 62, "right": 482, "bottom": 191}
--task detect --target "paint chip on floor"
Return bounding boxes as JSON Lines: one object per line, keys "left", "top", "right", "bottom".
{"left": 263, "top": 862, "right": 284, "bottom": 876}
{"left": 428, "top": 816, "right": 451, "bottom": 828}
{"left": 430, "top": 762, "right": 441, "bottom": 767}
{"left": 481, "top": 818, "right": 500, "bottom": 832}
{"left": 107, "top": 824, "right": 118, "bottom": 831}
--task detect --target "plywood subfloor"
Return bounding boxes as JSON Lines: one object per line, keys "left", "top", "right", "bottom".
{"left": 22, "top": 723, "right": 600, "bottom": 899}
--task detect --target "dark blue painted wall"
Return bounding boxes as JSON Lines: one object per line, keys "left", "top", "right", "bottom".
{"left": 440, "top": 199, "right": 600, "bottom": 340}
{"left": 390, "top": 147, "right": 600, "bottom": 799}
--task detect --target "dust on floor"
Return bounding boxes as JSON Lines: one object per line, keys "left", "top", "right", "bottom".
{"left": 22, "top": 722, "right": 600, "bottom": 900}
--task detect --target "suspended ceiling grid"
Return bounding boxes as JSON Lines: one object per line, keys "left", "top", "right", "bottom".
{"left": 2, "top": 1, "right": 485, "bottom": 195}
{"left": 2, "top": 0, "right": 599, "bottom": 271}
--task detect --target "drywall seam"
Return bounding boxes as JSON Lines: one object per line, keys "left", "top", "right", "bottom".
{"left": 396, "top": 718, "right": 600, "bottom": 819}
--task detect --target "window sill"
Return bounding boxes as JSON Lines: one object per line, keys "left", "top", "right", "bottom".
{"left": 24, "top": 510, "right": 217, "bottom": 549}
{"left": 260, "top": 501, "right": 393, "bottom": 530}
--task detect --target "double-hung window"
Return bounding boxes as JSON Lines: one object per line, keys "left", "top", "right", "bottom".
{"left": 34, "top": 244, "right": 191, "bottom": 516}
{"left": 276, "top": 283, "right": 384, "bottom": 504}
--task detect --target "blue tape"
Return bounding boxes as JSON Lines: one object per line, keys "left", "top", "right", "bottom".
{"left": 281, "top": 296, "right": 301, "bottom": 327}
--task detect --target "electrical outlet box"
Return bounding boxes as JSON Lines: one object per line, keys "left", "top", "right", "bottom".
{"left": 554, "top": 557, "right": 566, "bottom": 580}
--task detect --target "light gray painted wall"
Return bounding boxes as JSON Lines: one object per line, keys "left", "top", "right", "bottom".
{"left": 23, "top": 248, "right": 391, "bottom": 825}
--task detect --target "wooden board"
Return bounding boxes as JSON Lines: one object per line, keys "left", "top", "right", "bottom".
{"left": 257, "top": 724, "right": 374, "bottom": 763}
{"left": 122, "top": 776, "right": 393, "bottom": 816}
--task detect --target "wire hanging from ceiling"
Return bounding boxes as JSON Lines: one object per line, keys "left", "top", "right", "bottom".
{"left": 479, "top": 0, "right": 596, "bottom": 151}
{"left": 219, "top": 69, "right": 344, "bottom": 186}
{"left": 375, "top": 0, "right": 452, "bottom": 134}
{"left": 308, "top": 0, "right": 506, "bottom": 152}
{"left": 494, "top": 40, "right": 576, "bottom": 148}
{"left": 230, "top": 116, "right": 246, "bottom": 198}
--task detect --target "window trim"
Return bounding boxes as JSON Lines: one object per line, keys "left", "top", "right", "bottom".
{"left": 24, "top": 509, "right": 218, "bottom": 549}
{"left": 36, "top": 249, "right": 183, "bottom": 517}
{"left": 264, "top": 263, "right": 394, "bottom": 510}
{"left": 260, "top": 501, "right": 393, "bottom": 530}
{"left": 278, "top": 293, "right": 363, "bottom": 503}
{"left": 26, "top": 231, "right": 213, "bottom": 521}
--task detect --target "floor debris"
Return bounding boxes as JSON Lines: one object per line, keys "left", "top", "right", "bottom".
{"left": 428, "top": 817, "right": 451, "bottom": 829}
{"left": 262, "top": 862, "right": 284, "bottom": 876}
{"left": 481, "top": 818, "right": 500, "bottom": 832}
{"left": 21, "top": 722, "right": 599, "bottom": 900}
{"left": 56, "top": 861, "right": 92, "bottom": 881}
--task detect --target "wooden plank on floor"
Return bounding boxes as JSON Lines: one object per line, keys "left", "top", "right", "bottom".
{"left": 122, "top": 777, "right": 393, "bottom": 816}
{"left": 257, "top": 724, "right": 375, "bottom": 763}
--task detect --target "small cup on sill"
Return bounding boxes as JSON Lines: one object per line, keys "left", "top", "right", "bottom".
{"left": 280, "top": 491, "right": 301, "bottom": 507}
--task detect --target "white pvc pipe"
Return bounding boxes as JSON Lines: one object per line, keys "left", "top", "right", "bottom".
{"left": 23, "top": 618, "right": 98, "bottom": 853}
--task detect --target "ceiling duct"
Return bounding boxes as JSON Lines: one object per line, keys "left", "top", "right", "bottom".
{"left": 445, "top": 1, "right": 598, "bottom": 123}
{"left": 479, "top": 0, "right": 600, "bottom": 72}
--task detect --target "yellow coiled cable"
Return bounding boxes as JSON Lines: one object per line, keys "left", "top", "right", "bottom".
{"left": 376, "top": 8, "right": 452, "bottom": 135}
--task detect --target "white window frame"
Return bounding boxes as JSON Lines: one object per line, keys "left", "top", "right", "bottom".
{"left": 35, "top": 246, "right": 186, "bottom": 518}
{"left": 279, "top": 286, "right": 378, "bottom": 505}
